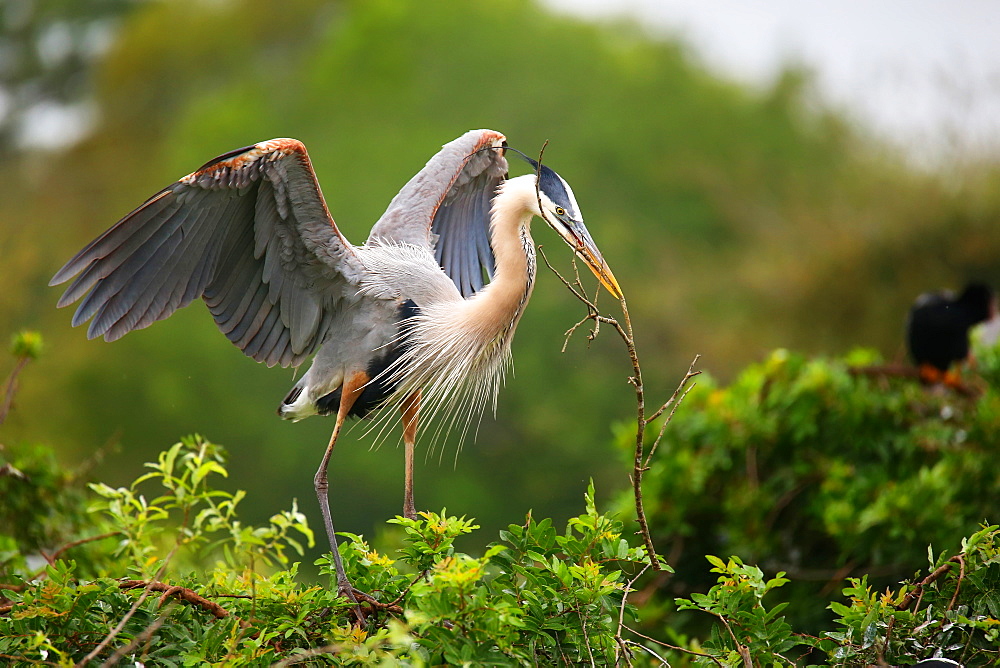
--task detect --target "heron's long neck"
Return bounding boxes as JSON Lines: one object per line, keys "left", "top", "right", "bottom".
{"left": 468, "top": 180, "right": 537, "bottom": 335}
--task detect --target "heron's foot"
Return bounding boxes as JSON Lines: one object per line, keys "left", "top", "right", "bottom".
{"left": 403, "top": 505, "right": 418, "bottom": 521}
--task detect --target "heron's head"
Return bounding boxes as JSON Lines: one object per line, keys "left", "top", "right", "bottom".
{"left": 525, "top": 158, "right": 623, "bottom": 299}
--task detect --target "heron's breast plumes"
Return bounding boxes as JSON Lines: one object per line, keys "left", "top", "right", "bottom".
{"left": 380, "top": 295, "right": 522, "bottom": 447}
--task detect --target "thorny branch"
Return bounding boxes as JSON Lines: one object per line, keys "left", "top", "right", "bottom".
{"left": 538, "top": 247, "right": 701, "bottom": 572}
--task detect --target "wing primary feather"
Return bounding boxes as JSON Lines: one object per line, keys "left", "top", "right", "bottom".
{"left": 76, "top": 202, "right": 201, "bottom": 333}
{"left": 460, "top": 192, "right": 479, "bottom": 295}
{"left": 438, "top": 208, "right": 458, "bottom": 293}
{"left": 459, "top": 197, "right": 476, "bottom": 295}
{"left": 254, "top": 308, "right": 287, "bottom": 364}
{"left": 209, "top": 256, "right": 264, "bottom": 335}
{"left": 55, "top": 193, "right": 181, "bottom": 306}
{"left": 203, "top": 210, "right": 256, "bottom": 311}
{"left": 144, "top": 203, "right": 225, "bottom": 326}
{"left": 204, "top": 211, "right": 261, "bottom": 332}
{"left": 183, "top": 194, "right": 251, "bottom": 306}
{"left": 253, "top": 178, "right": 279, "bottom": 259}
{"left": 50, "top": 189, "right": 176, "bottom": 288}
{"left": 264, "top": 327, "right": 293, "bottom": 368}
{"left": 95, "top": 203, "right": 218, "bottom": 340}
{"left": 228, "top": 280, "right": 272, "bottom": 347}
{"left": 241, "top": 297, "right": 283, "bottom": 361}
{"left": 476, "top": 186, "right": 496, "bottom": 281}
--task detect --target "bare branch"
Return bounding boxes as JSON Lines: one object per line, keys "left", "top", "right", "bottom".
{"left": 118, "top": 580, "right": 243, "bottom": 623}
{"left": 647, "top": 355, "right": 702, "bottom": 424}
{"left": 539, "top": 246, "right": 600, "bottom": 313}
{"left": 614, "top": 564, "right": 650, "bottom": 666}
{"left": 99, "top": 607, "right": 172, "bottom": 668}
{"left": 623, "top": 640, "right": 666, "bottom": 666}
{"left": 896, "top": 555, "right": 962, "bottom": 612}
{"left": 0, "top": 356, "right": 30, "bottom": 427}
{"left": 644, "top": 357, "right": 701, "bottom": 468}
{"left": 622, "top": 624, "right": 725, "bottom": 667}
{"left": 43, "top": 531, "right": 122, "bottom": 565}
{"left": 562, "top": 314, "right": 595, "bottom": 353}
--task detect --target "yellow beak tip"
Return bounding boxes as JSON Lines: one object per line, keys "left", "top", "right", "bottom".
{"left": 599, "top": 273, "right": 623, "bottom": 300}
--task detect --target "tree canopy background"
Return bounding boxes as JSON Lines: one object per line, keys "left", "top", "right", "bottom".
{"left": 3, "top": 0, "right": 1000, "bottom": 565}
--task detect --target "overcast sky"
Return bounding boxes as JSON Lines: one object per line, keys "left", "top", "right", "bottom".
{"left": 545, "top": 0, "right": 1000, "bottom": 164}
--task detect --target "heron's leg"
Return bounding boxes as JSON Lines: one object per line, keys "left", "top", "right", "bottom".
{"left": 314, "top": 371, "right": 368, "bottom": 610}
{"left": 400, "top": 391, "right": 420, "bottom": 520}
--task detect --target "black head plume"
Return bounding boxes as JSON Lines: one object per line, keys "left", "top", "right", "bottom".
{"left": 469, "top": 143, "right": 577, "bottom": 216}
{"left": 504, "top": 148, "right": 576, "bottom": 214}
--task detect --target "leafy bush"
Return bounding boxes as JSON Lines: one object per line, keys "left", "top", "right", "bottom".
{"left": 5, "top": 435, "right": 1000, "bottom": 665}
{"left": 1, "top": 433, "right": 655, "bottom": 665}
{"left": 616, "top": 345, "right": 1000, "bottom": 640}
{"left": 5, "top": 336, "right": 1000, "bottom": 665}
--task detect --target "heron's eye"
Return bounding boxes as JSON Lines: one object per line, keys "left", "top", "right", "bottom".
{"left": 555, "top": 206, "right": 566, "bottom": 216}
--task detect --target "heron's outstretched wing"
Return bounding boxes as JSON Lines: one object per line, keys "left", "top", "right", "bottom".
{"left": 367, "top": 129, "right": 508, "bottom": 298}
{"left": 50, "top": 139, "right": 363, "bottom": 368}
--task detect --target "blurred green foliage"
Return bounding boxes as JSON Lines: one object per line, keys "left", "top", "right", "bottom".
{"left": 0, "top": 0, "right": 135, "bottom": 146}
{"left": 9, "top": 331, "right": 43, "bottom": 361}
{"left": 4, "top": 0, "right": 1000, "bottom": 571}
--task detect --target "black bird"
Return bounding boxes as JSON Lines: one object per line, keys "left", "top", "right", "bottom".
{"left": 906, "top": 282, "right": 996, "bottom": 385}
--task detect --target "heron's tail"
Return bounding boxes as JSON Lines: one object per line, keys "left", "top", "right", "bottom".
{"left": 278, "top": 379, "right": 315, "bottom": 421}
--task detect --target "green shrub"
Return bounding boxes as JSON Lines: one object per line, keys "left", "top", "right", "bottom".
{"left": 1, "top": 435, "right": 654, "bottom": 665}
{"left": 5, "top": 338, "right": 1000, "bottom": 665}
{"left": 616, "top": 345, "right": 1000, "bottom": 641}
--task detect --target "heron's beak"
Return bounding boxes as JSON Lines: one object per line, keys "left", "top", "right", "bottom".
{"left": 556, "top": 220, "right": 624, "bottom": 299}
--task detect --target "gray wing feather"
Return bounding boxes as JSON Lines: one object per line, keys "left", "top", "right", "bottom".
{"left": 367, "top": 129, "right": 508, "bottom": 298}
{"left": 51, "top": 138, "right": 363, "bottom": 367}
{"left": 433, "top": 169, "right": 499, "bottom": 296}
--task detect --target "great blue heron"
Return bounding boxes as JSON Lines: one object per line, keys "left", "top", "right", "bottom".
{"left": 50, "top": 129, "right": 621, "bottom": 604}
